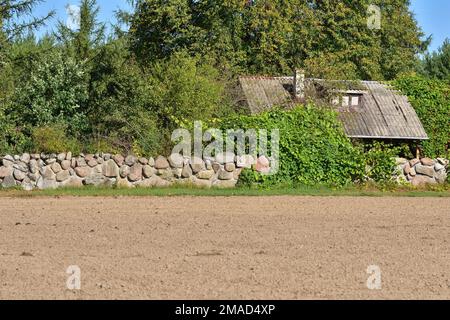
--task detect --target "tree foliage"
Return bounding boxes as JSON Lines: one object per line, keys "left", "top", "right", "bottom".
{"left": 394, "top": 75, "right": 450, "bottom": 158}
{"left": 420, "top": 39, "right": 450, "bottom": 81}
{"left": 218, "top": 105, "right": 366, "bottom": 187}
{"left": 130, "top": 0, "right": 426, "bottom": 80}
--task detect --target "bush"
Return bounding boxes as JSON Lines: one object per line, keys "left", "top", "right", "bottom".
{"left": 32, "top": 124, "right": 81, "bottom": 154}
{"left": 218, "top": 104, "right": 366, "bottom": 187}
{"left": 393, "top": 75, "right": 450, "bottom": 158}
{"left": 364, "top": 142, "right": 404, "bottom": 183}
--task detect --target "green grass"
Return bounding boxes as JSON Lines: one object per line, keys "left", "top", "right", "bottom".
{"left": 0, "top": 184, "right": 449, "bottom": 198}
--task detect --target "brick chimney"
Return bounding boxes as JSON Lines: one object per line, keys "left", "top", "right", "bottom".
{"left": 293, "top": 69, "right": 305, "bottom": 100}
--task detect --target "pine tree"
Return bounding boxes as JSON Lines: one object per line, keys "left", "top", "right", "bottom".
{"left": 56, "top": 0, "right": 105, "bottom": 61}
{"left": 421, "top": 39, "right": 450, "bottom": 81}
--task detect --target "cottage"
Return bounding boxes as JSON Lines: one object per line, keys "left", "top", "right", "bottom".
{"left": 238, "top": 70, "right": 428, "bottom": 143}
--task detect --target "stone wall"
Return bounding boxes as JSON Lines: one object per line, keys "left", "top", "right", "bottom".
{"left": 0, "top": 152, "right": 264, "bottom": 191}
{"left": 396, "top": 157, "right": 448, "bottom": 186}
{"left": 0, "top": 152, "right": 447, "bottom": 191}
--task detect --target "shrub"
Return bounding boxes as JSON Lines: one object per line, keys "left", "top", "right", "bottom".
{"left": 393, "top": 75, "right": 450, "bottom": 158}
{"left": 147, "top": 51, "right": 230, "bottom": 131}
{"left": 364, "top": 142, "right": 403, "bottom": 183}
{"left": 218, "top": 104, "right": 366, "bottom": 187}
{"left": 32, "top": 124, "right": 81, "bottom": 154}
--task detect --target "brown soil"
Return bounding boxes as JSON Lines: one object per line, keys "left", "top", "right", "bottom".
{"left": 0, "top": 196, "right": 449, "bottom": 300}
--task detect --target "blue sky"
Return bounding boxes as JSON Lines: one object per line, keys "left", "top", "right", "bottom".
{"left": 33, "top": 0, "right": 449, "bottom": 53}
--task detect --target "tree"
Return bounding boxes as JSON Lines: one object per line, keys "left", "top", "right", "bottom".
{"left": 1, "top": 0, "right": 54, "bottom": 104}
{"left": 8, "top": 48, "right": 89, "bottom": 136}
{"left": 420, "top": 39, "right": 450, "bottom": 81}
{"left": 56, "top": 0, "right": 105, "bottom": 61}
{"left": 129, "top": 0, "right": 427, "bottom": 80}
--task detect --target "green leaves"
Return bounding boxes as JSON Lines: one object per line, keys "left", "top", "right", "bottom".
{"left": 219, "top": 104, "right": 366, "bottom": 187}
{"left": 130, "top": 0, "right": 425, "bottom": 80}
{"left": 393, "top": 75, "right": 450, "bottom": 158}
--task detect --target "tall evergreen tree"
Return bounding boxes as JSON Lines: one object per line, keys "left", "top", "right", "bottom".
{"left": 56, "top": 0, "right": 105, "bottom": 61}
{"left": 420, "top": 39, "right": 450, "bottom": 81}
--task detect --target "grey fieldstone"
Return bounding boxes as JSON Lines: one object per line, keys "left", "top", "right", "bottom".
{"left": 29, "top": 159, "right": 39, "bottom": 174}
{"left": 28, "top": 173, "right": 40, "bottom": 182}
{"left": 435, "top": 162, "right": 445, "bottom": 172}
{"left": 172, "top": 168, "right": 183, "bottom": 179}
{"left": 157, "top": 169, "right": 173, "bottom": 180}
{"left": 20, "top": 153, "right": 31, "bottom": 163}
{"left": 409, "top": 158, "right": 420, "bottom": 167}
{"left": 76, "top": 157, "right": 87, "bottom": 167}
{"left": 138, "top": 157, "right": 148, "bottom": 165}
{"left": 1, "top": 175, "right": 16, "bottom": 188}
{"left": 66, "top": 152, "right": 72, "bottom": 161}
{"left": 212, "top": 162, "right": 221, "bottom": 173}
{"left": 143, "top": 165, "right": 155, "bottom": 178}
{"left": 87, "top": 159, "right": 98, "bottom": 168}
{"left": 168, "top": 154, "right": 184, "bottom": 168}
{"left": 60, "top": 176, "right": 83, "bottom": 188}
{"left": 225, "top": 163, "right": 236, "bottom": 172}
{"left": 13, "top": 169, "right": 26, "bottom": 181}
{"left": 125, "top": 155, "right": 136, "bottom": 166}
{"left": 415, "top": 164, "right": 435, "bottom": 178}
{"left": 51, "top": 162, "right": 62, "bottom": 174}
{"left": 42, "top": 167, "right": 56, "bottom": 180}
{"left": 13, "top": 162, "right": 28, "bottom": 172}
{"left": 435, "top": 171, "right": 447, "bottom": 184}
{"left": 45, "top": 158, "right": 56, "bottom": 165}
{"left": 61, "top": 160, "right": 71, "bottom": 170}
{"left": 420, "top": 158, "right": 435, "bottom": 166}
{"left": 36, "top": 177, "right": 57, "bottom": 190}
{"left": 215, "top": 152, "right": 235, "bottom": 164}
{"left": 218, "top": 169, "right": 234, "bottom": 180}
{"left": 56, "top": 170, "right": 70, "bottom": 182}
{"left": 102, "top": 160, "right": 119, "bottom": 178}
{"left": 83, "top": 174, "right": 109, "bottom": 186}
{"left": 0, "top": 166, "right": 13, "bottom": 178}
{"left": 190, "top": 157, "right": 205, "bottom": 174}
{"left": 75, "top": 166, "right": 91, "bottom": 178}
{"left": 182, "top": 165, "right": 193, "bottom": 178}
{"left": 236, "top": 155, "right": 255, "bottom": 169}
{"left": 85, "top": 154, "right": 95, "bottom": 162}
{"left": 21, "top": 178, "right": 33, "bottom": 191}
{"left": 197, "top": 170, "right": 216, "bottom": 180}
{"left": 57, "top": 153, "right": 66, "bottom": 162}
{"left": 148, "top": 157, "right": 155, "bottom": 167}
{"left": 120, "top": 165, "right": 130, "bottom": 179}
{"left": 155, "top": 156, "right": 170, "bottom": 170}
{"left": 113, "top": 154, "right": 125, "bottom": 166}
{"left": 128, "top": 163, "right": 143, "bottom": 182}
{"left": 411, "top": 175, "right": 437, "bottom": 186}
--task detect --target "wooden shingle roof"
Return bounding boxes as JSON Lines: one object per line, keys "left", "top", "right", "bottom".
{"left": 238, "top": 76, "right": 428, "bottom": 140}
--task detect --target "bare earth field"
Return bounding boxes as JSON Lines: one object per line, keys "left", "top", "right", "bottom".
{"left": 0, "top": 196, "right": 449, "bottom": 300}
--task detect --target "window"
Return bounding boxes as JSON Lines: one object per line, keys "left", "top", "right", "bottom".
{"left": 351, "top": 96, "right": 360, "bottom": 106}
{"left": 340, "top": 94, "right": 362, "bottom": 107}
{"left": 342, "top": 96, "right": 350, "bottom": 107}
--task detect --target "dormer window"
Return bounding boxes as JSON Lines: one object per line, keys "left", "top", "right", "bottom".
{"left": 351, "top": 95, "right": 360, "bottom": 106}
{"left": 340, "top": 94, "right": 362, "bottom": 107}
